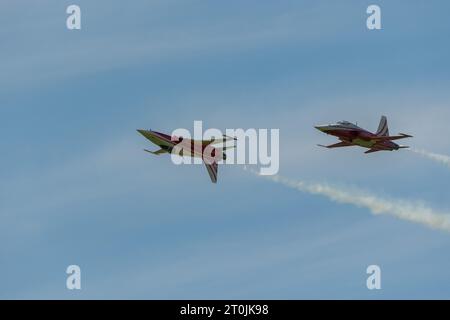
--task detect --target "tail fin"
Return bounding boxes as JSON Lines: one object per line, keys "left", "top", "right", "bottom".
{"left": 376, "top": 115, "right": 389, "bottom": 136}
{"left": 204, "top": 162, "right": 218, "bottom": 183}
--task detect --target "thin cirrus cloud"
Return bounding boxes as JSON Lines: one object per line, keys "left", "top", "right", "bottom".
{"left": 0, "top": 1, "right": 359, "bottom": 93}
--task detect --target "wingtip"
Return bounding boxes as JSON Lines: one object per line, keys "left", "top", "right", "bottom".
{"left": 223, "top": 134, "right": 237, "bottom": 141}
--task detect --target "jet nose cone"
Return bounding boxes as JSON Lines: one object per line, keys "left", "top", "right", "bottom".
{"left": 314, "top": 125, "right": 326, "bottom": 132}
{"left": 137, "top": 129, "right": 151, "bottom": 137}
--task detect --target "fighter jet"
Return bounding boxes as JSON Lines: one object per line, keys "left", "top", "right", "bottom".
{"left": 137, "top": 129, "right": 236, "bottom": 183}
{"left": 315, "top": 116, "right": 412, "bottom": 154}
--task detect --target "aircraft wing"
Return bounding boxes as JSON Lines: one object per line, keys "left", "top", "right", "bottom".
{"left": 318, "top": 141, "right": 353, "bottom": 148}
{"left": 143, "top": 148, "right": 168, "bottom": 155}
{"left": 204, "top": 162, "right": 218, "bottom": 183}
{"left": 364, "top": 148, "right": 383, "bottom": 154}
{"left": 372, "top": 133, "right": 413, "bottom": 141}
{"left": 203, "top": 135, "right": 237, "bottom": 146}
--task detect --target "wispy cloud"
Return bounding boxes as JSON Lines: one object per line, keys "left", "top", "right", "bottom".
{"left": 409, "top": 149, "right": 450, "bottom": 169}
{"left": 0, "top": 1, "right": 358, "bottom": 94}
{"left": 245, "top": 167, "right": 450, "bottom": 232}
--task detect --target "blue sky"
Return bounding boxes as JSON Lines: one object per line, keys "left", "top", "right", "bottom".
{"left": 1, "top": 0, "right": 450, "bottom": 299}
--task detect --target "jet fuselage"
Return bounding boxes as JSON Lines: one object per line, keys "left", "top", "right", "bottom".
{"left": 315, "top": 122, "right": 401, "bottom": 151}
{"left": 137, "top": 129, "right": 225, "bottom": 160}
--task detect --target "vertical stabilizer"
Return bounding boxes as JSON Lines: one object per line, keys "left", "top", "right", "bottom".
{"left": 376, "top": 115, "right": 389, "bottom": 136}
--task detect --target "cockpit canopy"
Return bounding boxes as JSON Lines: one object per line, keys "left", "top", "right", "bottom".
{"left": 337, "top": 120, "right": 352, "bottom": 125}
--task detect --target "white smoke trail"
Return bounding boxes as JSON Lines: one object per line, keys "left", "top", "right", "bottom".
{"left": 244, "top": 167, "right": 450, "bottom": 232}
{"left": 409, "top": 148, "right": 450, "bottom": 169}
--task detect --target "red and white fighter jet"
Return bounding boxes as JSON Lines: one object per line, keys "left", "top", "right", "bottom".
{"left": 315, "top": 116, "right": 412, "bottom": 154}
{"left": 137, "top": 129, "right": 236, "bottom": 183}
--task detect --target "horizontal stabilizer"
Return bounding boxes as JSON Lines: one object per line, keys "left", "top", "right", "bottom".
{"left": 223, "top": 134, "right": 237, "bottom": 141}
{"left": 399, "top": 133, "right": 413, "bottom": 138}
